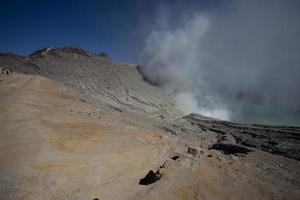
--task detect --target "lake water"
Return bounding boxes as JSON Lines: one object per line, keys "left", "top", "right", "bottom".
{"left": 228, "top": 101, "right": 300, "bottom": 127}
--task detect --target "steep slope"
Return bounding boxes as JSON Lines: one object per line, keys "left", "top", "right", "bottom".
{"left": 0, "top": 47, "right": 181, "bottom": 119}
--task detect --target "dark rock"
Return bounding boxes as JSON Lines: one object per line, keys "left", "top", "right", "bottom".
{"left": 98, "top": 52, "right": 111, "bottom": 60}
{"left": 171, "top": 155, "right": 180, "bottom": 160}
{"left": 187, "top": 147, "right": 198, "bottom": 156}
{"left": 183, "top": 113, "right": 300, "bottom": 160}
{"left": 209, "top": 143, "right": 252, "bottom": 155}
{"left": 139, "top": 170, "right": 161, "bottom": 185}
{"left": 162, "top": 127, "right": 177, "bottom": 135}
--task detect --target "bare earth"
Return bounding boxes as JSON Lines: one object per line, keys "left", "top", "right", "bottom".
{"left": 0, "top": 48, "right": 299, "bottom": 200}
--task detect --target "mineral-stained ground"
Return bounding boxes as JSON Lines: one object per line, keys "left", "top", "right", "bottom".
{"left": 0, "top": 47, "right": 299, "bottom": 200}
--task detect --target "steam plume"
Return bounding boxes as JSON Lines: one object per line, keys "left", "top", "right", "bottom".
{"left": 139, "top": 0, "right": 300, "bottom": 124}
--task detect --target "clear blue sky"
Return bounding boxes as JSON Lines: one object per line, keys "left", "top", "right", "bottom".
{"left": 0, "top": 0, "right": 219, "bottom": 63}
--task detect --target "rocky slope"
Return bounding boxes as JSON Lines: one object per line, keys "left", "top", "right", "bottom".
{"left": 0, "top": 47, "right": 299, "bottom": 200}
{"left": 0, "top": 47, "right": 181, "bottom": 119}
{"left": 181, "top": 113, "right": 300, "bottom": 160}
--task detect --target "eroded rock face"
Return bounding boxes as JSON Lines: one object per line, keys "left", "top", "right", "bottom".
{"left": 0, "top": 47, "right": 182, "bottom": 119}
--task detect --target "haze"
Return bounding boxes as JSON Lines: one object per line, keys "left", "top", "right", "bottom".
{"left": 139, "top": 0, "right": 300, "bottom": 125}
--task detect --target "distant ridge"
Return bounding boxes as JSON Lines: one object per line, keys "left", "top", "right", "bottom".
{"left": 0, "top": 46, "right": 182, "bottom": 119}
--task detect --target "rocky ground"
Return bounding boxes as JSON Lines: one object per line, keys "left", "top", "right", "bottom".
{"left": 0, "top": 47, "right": 180, "bottom": 119}
{"left": 0, "top": 47, "right": 299, "bottom": 200}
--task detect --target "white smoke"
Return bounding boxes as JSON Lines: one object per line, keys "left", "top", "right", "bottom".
{"left": 139, "top": 0, "right": 300, "bottom": 124}
{"left": 139, "top": 11, "right": 231, "bottom": 120}
{"left": 174, "top": 91, "right": 230, "bottom": 120}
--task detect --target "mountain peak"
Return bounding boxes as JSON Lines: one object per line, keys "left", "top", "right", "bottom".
{"left": 30, "top": 46, "right": 92, "bottom": 58}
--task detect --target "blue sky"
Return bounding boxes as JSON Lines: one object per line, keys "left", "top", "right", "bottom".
{"left": 0, "top": 0, "right": 219, "bottom": 63}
